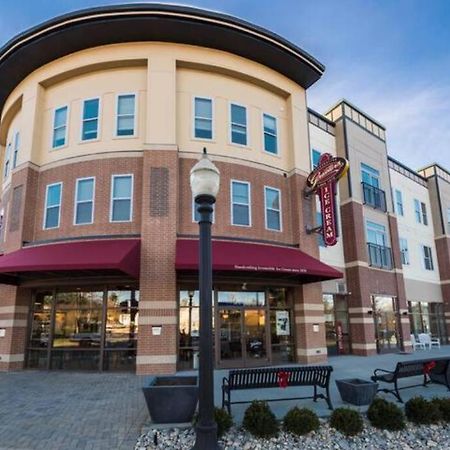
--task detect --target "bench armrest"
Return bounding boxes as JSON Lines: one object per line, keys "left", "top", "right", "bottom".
{"left": 222, "top": 377, "right": 229, "bottom": 388}
{"left": 373, "top": 368, "right": 393, "bottom": 377}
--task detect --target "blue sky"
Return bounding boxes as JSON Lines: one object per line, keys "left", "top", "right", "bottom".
{"left": 1, "top": 0, "right": 449, "bottom": 169}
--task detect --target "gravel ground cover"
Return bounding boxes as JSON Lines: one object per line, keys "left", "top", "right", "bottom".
{"left": 135, "top": 421, "right": 450, "bottom": 450}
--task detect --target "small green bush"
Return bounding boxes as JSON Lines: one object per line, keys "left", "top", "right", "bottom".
{"left": 431, "top": 397, "right": 450, "bottom": 422}
{"left": 329, "top": 408, "right": 363, "bottom": 436}
{"left": 283, "top": 407, "right": 320, "bottom": 436}
{"left": 242, "top": 401, "right": 279, "bottom": 438}
{"left": 405, "top": 396, "right": 441, "bottom": 425}
{"left": 192, "top": 407, "right": 233, "bottom": 438}
{"left": 367, "top": 397, "right": 405, "bottom": 430}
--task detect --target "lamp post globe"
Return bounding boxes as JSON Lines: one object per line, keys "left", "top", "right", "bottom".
{"left": 190, "top": 148, "right": 221, "bottom": 450}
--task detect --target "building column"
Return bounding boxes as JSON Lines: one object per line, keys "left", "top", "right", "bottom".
{"left": 435, "top": 236, "right": 450, "bottom": 340}
{"left": 0, "top": 286, "right": 31, "bottom": 371}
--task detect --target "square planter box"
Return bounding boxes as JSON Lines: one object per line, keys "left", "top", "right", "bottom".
{"left": 335, "top": 378, "right": 378, "bottom": 406}
{"left": 143, "top": 376, "right": 198, "bottom": 423}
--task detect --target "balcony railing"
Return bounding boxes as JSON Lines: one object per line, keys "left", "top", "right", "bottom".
{"left": 362, "top": 182, "right": 387, "bottom": 212}
{"left": 367, "top": 243, "right": 393, "bottom": 269}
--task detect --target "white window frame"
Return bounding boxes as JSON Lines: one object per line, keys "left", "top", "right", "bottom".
{"left": 4, "top": 142, "right": 11, "bottom": 178}
{"left": 262, "top": 113, "right": 278, "bottom": 156}
{"left": 110, "top": 174, "right": 134, "bottom": 223}
{"left": 421, "top": 245, "right": 434, "bottom": 271}
{"left": 192, "top": 96, "right": 214, "bottom": 141}
{"left": 43, "top": 182, "right": 62, "bottom": 230}
{"left": 414, "top": 199, "right": 422, "bottom": 223}
{"left": 73, "top": 177, "right": 95, "bottom": 225}
{"left": 395, "top": 189, "right": 404, "bottom": 216}
{"left": 52, "top": 105, "right": 69, "bottom": 149}
{"left": 264, "top": 186, "right": 282, "bottom": 232}
{"left": 399, "top": 238, "right": 409, "bottom": 265}
{"left": 229, "top": 102, "right": 248, "bottom": 147}
{"left": 192, "top": 196, "right": 215, "bottom": 223}
{"left": 80, "top": 97, "right": 101, "bottom": 142}
{"left": 421, "top": 202, "right": 428, "bottom": 225}
{"left": 12, "top": 132, "right": 19, "bottom": 169}
{"left": 115, "top": 93, "right": 137, "bottom": 138}
{"left": 230, "top": 180, "right": 251, "bottom": 227}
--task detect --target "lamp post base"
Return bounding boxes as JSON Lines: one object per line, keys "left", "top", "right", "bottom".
{"left": 191, "top": 422, "right": 220, "bottom": 450}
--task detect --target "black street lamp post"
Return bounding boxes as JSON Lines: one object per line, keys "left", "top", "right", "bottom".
{"left": 190, "top": 149, "right": 220, "bottom": 450}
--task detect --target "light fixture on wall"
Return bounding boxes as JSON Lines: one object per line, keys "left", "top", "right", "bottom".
{"left": 241, "top": 282, "right": 248, "bottom": 291}
{"left": 367, "top": 310, "right": 373, "bottom": 315}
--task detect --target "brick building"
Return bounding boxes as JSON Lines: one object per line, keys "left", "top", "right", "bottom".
{"left": 0, "top": 5, "right": 447, "bottom": 375}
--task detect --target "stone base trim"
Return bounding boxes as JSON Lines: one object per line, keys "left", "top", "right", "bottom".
{"left": 0, "top": 319, "right": 27, "bottom": 327}
{"left": 351, "top": 343, "right": 377, "bottom": 350}
{"left": 138, "top": 316, "right": 177, "bottom": 325}
{"left": 349, "top": 318, "right": 373, "bottom": 324}
{"left": 0, "top": 306, "right": 28, "bottom": 314}
{"left": 294, "top": 316, "right": 325, "bottom": 324}
{"left": 0, "top": 353, "right": 24, "bottom": 363}
{"left": 348, "top": 307, "right": 372, "bottom": 314}
{"left": 139, "top": 301, "right": 177, "bottom": 310}
{"left": 294, "top": 303, "right": 325, "bottom": 312}
{"left": 296, "top": 347, "right": 327, "bottom": 356}
{"left": 137, "top": 355, "right": 177, "bottom": 365}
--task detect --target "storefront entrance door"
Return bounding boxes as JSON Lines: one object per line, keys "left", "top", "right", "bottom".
{"left": 372, "top": 295, "right": 400, "bottom": 353}
{"left": 218, "top": 308, "right": 268, "bottom": 367}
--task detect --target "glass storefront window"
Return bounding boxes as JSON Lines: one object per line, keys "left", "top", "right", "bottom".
{"left": 218, "top": 291, "right": 265, "bottom": 307}
{"left": 178, "top": 290, "right": 200, "bottom": 370}
{"left": 409, "top": 301, "right": 447, "bottom": 343}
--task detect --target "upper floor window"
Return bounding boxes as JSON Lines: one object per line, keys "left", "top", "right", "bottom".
{"left": 366, "top": 220, "right": 392, "bottom": 269}
{"left": 194, "top": 97, "right": 213, "bottom": 140}
{"left": 447, "top": 207, "right": 450, "bottom": 225}
{"left": 110, "top": 175, "right": 133, "bottom": 222}
{"left": 230, "top": 103, "right": 247, "bottom": 146}
{"left": 312, "top": 149, "right": 321, "bottom": 169}
{"left": 81, "top": 98, "right": 100, "bottom": 141}
{"left": 361, "top": 163, "right": 379, "bottom": 187}
{"left": 399, "top": 238, "right": 409, "bottom": 265}
{"left": 231, "top": 180, "right": 251, "bottom": 226}
{"left": 395, "top": 189, "right": 404, "bottom": 216}
{"left": 263, "top": 113, "right": 278, "bottom": 155}
{"left": 44, "top": 182, "right": 62, "bottom": 229}
{"left": 3, "top": 143, "right": 11, "bottom": 178}
{"left": 12, "top": 132, "right": 19, "bottom": 169}
{"left": 422, "top": 245, "right": 434, "bottom": 271}
{"left": 264, "top": 186, "right": 281, "bottom": 231}
{"left": 414, "top": 199, "right": 428, "bottom": 225}
{"left": 74, "top": 177, "right": 95, "bottom": 225}
{"left": 116, "top": 94, "right": 136, "bottom": 137}
{"left": 52, "top": 106, "right": 68, "bottom": 148}
{"left": 366, "top": 221, "right": 387, "bottom": 247}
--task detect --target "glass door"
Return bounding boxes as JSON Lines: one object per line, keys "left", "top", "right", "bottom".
{"left": 219, "top": 309, "right": 243, "bottom": 367}
{"left": 244, "top": 309, "right": 267, "bottom": 363}
{"left": 373, "top": 296, "right": 399, "bottom": 353}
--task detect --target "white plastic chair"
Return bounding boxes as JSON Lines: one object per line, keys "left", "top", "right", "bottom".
{"left": 410, "top": 334, "right": 425, "bottom": 351}
{"left": 418, "top": 333, "right": 441, "bottom": 349}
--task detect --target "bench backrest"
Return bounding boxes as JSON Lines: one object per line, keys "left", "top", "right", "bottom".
{"left": 395, "top": 358, "right": 450, "bottom": 378}
{"left": 227, "top": 366, "right": 333, "bottom": 390}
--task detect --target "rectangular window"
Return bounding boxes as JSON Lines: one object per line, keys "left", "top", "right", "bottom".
{"left": 230, "top": 103, "right": 247, "bottom": 145}
{"left": 52, "top": 106, "right": 68, "bottom": 148}
{"left": 263, "top": 113, "right": 278, "bottom": 154}
{"left": 414, "top": 199, "right": 421, "bottom": 223}
{"left": 194, "top": 97, "right": 213, "bottom": 139}
{"left": 3, "top": 143, "right": 11, "bottom": 178}
{"left": 81, "top": 98, "right": 99, "bottom": 141}
{"left": 421, "top": 202, "right": 428, "bottom": 225}
{"left": 422, "top": 245, "right": 434, "bottom": 270}
{"left": 447, "top": 207, "right": 450, "bottom": 225}
{"left": 312, "top": 149, "right": 321, "bottom": 169}
{"left": 366, "top": 221, "right": 386, "bottom": 246}
{"left": 395, "top": 189, "right": 404, "bottom": 216}
{"left": 44, "top": 183, "right": 62, "bottom": 229}
{"left": 264, "top": 186, "right": 281, "bottom": 231}
{"left": 231, "top": 180, "right": 250, "bottom": 226}
{"left": 74, "top": 177, "right": 95, "bottom": 225}
{"left": 399, "top": 238, "right": 409, "bottom": 265}
{"left": 12, "top": 132, "right": 19, "bottom": 169}
{"left": 110, "top": 175, "right": 133, "bottom": 222}
{"left": 361, "top": 163, "right": 379, "bottom": 187}
{"left": 116, "top": 94, "right": 136, "bottom": 136}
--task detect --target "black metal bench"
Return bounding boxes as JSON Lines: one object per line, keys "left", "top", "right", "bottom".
{"left": 222, "top": 365, "right": 333, "bottom": 414}
{"left": 371, "top": 357, "right": 450, "bottom": 403}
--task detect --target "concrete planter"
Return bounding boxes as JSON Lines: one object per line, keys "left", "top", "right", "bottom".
{"left": 143, "top": 376, "right": 198, "bottom": 424}
{"left": 335, "top": 378, "right": 378, "bottom": 406}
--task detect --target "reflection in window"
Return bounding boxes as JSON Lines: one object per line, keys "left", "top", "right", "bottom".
{"left": 218, "top": 291, "right": 265, "bottom": 307}
{"left": 179, "top": 290, "right": 200, "bottom": 370}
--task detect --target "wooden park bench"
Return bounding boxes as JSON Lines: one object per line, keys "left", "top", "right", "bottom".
{"left": 222, "top": 365, "right": 333, "bottom": 414}
{"left": 371, "top": 357, "right": 450, "bottom": 403}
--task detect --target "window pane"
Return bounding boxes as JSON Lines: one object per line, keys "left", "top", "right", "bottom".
{"left": 82, "top": 119, "right": 98, "bottom": 140}
{"left": 47, "top": 184, "right": 61, "bottom": 206}
{"left": 107, "top": 290, "right": 139, "bottom": 309}
{"left": 54, "top": 107, "right": 67, "bottom": 128}
{"left": 105, "top": 308, "right": 138, "bottom": 348}
{"left": 233, "top": 204, "right": 249, "bottom": 226}
{"left": 263, "top": 114, "right": 276, "bottom": 134}
{"left": 117, "top": 116, "right": 134, "bottom": 135}
{"left": 83, "top": 99, "right": 99, "bottom": 120}
{"left": 112, "top": 199, "right": 131, "bottom": 221}
{"left": 195, "top": 98, "right": 212, "bottom": 118}
{"left": 231, "top": 123, "right": 247, "bottom": 145}
{"left": 267, "top": 209, "right": 280, "bottom": 230}
{"left": 53, "top": 127, "right": 66, "bottom": 147}
{"left": 232, "top": 182, "right": 248, "bottom": 204}
{"left": 195, "top": 118, "right": 212, "bottom": 139}
{"left": 75, "top": 202, "right": 93, "bottom": 224}
{"left": 265, "top": 189, "right": 279, "bottom": 210}
{"left": 312, "top": 150, "right": 321, "bottom": 169}
{"left": 118, "top": 95, "right": 135, "bottom": 115}
{"left": 264, "top": 133, "right": 277, "bottom": 154}
{"left": 113, "top": 176, "right": 131, "bottom": 198}
{"left": 231, "top": 104, "right": 246, "bottom": 125}
{"left": 77, "top": 179, "right": 94, "bottom": 202}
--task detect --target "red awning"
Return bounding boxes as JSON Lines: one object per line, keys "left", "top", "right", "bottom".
{"left": 0, "top": 239, "right": 140, "bottom": 283}
{"left": 175, "top": 239, "right": 342, "bottom": 282}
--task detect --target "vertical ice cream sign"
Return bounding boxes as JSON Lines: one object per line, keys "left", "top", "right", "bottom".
{"left": 306, "top": 153, "right": 349, "bottom": 246}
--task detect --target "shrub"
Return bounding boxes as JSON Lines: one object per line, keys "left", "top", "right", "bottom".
{"left": 329, "top": 408, "right": 363, "bottom": 436}
{"left": 431, "top": 397, "right": 450, "bottom": 423}
{"left": 192, "top": 407, "right": 233, "bottom": 438}
{"left": 283, "top": 407, "right": 320, "bottom": 436}
{"left": 405, "top": 396, "right": 441, "bottom": 425}
{"left": 367, "top": 397, "right": 405, "bottom": 431}
{"left": 242, "top": 401, "right": 279, "bottom": 438}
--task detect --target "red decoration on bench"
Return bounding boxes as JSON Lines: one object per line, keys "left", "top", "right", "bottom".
{"left": 278, "top": 371, "right": 289, "bottom": 389}
{"left": 423, "top": 361, "right": 436, "bottom": 375}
